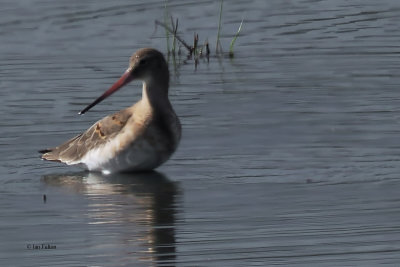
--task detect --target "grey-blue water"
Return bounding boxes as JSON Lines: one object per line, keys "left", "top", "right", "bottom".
{"left": 1, "top": 0, "right": 400, "bottom": 266}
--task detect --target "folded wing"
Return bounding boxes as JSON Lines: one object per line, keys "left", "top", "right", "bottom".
{"left": 40, "top": 108, "right": 132, "bottom": 165}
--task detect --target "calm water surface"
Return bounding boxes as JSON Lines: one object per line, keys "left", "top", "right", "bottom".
{"left": 1, "top": 0, "right": 400, "bottom": 266}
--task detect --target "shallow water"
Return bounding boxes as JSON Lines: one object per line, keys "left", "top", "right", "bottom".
{"left": 1, "top": 0, "right": 400, "bottom": 266}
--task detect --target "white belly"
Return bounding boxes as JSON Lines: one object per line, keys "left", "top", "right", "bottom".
{"left": 80, "top": 137, "right": 168, "bottom": 174}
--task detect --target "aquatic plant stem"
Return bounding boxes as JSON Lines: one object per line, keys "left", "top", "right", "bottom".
{"left": 216, "top": 0, "right": 223, "bottom": 54}
{"left": 164, "top": 0, "right": 170, "bottom": 52}
{"left": 155, "top": 20, "right": 193, "bottom": 53}
{"left": 229, "top": 18, "right": 244, "bottom": 57}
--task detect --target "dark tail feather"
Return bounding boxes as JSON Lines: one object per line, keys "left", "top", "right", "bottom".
{"left": 39, "top": 149, "right": 52, "bottom": 154}
{"left": 39, "top": 148, "right": 62, "bottom": 162}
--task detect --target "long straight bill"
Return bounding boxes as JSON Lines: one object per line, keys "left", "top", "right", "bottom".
{"left": 79, "top": 68, "right": 133, "bottom": 114}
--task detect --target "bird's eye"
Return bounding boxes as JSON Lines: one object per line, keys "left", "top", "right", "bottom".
{"left": 139, "top": 59, "right": 147, "bottom": 66}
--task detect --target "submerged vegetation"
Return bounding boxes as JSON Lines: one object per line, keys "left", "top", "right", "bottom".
{"left": 156, "top": 0, "right": 243, "bottom": 63}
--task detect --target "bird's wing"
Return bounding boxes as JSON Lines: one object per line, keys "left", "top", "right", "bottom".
{"left": 40, "top": 108, "right": 133, "bottom": 164}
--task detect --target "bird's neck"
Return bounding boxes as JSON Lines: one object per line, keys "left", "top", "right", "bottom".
{"left": 141, "top": 80, "right": 170, "bottom": 110}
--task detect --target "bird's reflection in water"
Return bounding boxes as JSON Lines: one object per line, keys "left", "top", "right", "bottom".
{"left": 42, "top": 171, "right": 180, "bottom": 266}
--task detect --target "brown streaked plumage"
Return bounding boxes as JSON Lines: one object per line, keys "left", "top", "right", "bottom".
{"left": 40, "top": 48, "right": 181, "bottom": 174}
